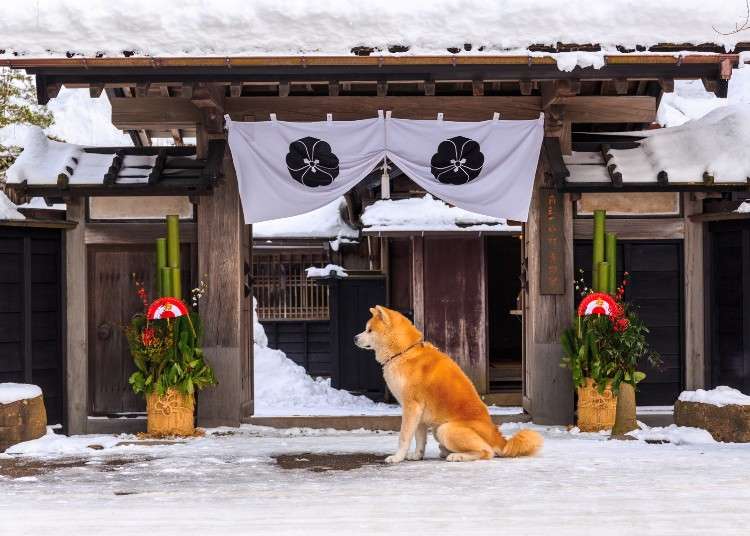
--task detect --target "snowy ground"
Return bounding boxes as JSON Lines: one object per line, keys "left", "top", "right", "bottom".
{"left": 2, "top": 423, "right": 749, "bottom": 536}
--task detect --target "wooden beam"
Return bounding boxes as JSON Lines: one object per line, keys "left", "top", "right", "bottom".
{"left": 472, "top": 79, "right": 484, "bottom": 96}
{"left": 89, "top": 84, "right": 105, "bottom": 98}
{"left": 541, "top": 79, "right": 580, "bottom": 109}
{"left": 65, "top": 199, "right": 88, "bottom": 434}
{"left": 519, "top": 79, "right": 533, "bottom": 96}
{"left": 613, "top": 78, "right": 629, "bottom": 95}
{"left": 573, "top": 218, "right": 684, "bottom": 240}
{"left": 683, "top": 193, "right": 707, "bottom": 389}
{"left": 111, "top": 95, "right": 657, "bottom": 130}
{"left": 85, "top": 222, "right": 197, "bottom": 245}
{"left": 658, "top": 78, "right": 675, "bottom": 93}
{"left": 423, "top": 80, "right": 436, "bottom": 96}
{"left": 278, "top": 81, "right": 290, "bottom": 97}
{"left": 328, "top": 81, "right": 340, "bottom": 97}
{"left": 135, "top": 82, "right": 151, "bottom": 98}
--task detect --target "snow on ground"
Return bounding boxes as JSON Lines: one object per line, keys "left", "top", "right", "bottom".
{"left": 362, "top": 194, "right": 521, "bottom": 232}
{"left": 0, "top": 383, "right": 41, "bottom": 404}
{"left": 1, "top": 1, "right": 749, "bottom": 61}
{"left": 2, "top": 423, "right": 750, "bottom": 535}
{"left": 736, "top": 201, "right": 750, "bottom": 213}
{"left": 679, "top": 386, "right": 750, "bottom": 407}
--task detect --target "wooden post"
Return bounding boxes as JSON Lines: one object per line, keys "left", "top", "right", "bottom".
{"left": 684, "top": 193, "right": 706, "bottom": 389}
{"left": 411, "top": 236, "right": 425, "bottom": 333}
{"left": 64, "top": 198, "right": 88, "bottom": 434}
{"left": 196, "top": 144, "right": 253, "bottom": 427}
{"left": 523, "top": 158, "right": 575, "bottom": 425}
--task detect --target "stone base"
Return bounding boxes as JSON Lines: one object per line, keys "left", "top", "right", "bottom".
{"left": 0, "top": 395, "right": 47, "bottom": 452}
{"left": 674, "top": 400, "right": 750, "bottom": 443}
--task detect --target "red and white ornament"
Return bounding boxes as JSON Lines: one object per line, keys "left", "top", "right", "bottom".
{"left": 577, "top": 292, "right": 620, "bottom": 318}
{"left": 147, "top": 297, "right": 189, "bottom": 320}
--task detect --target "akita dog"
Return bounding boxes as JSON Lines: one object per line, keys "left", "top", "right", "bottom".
{"left": 355, "top": 305, "right": 542, "bottom": 463}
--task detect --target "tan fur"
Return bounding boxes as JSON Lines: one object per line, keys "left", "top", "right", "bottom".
{"left": 355, "top": 306, "right": 543, "bottom": 463}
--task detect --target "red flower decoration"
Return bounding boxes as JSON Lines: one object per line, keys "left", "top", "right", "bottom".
{"left": 141, "top": 327, "right": 156, "bottom": 347}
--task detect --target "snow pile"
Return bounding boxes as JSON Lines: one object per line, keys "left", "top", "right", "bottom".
{"left": 610, "top": 105, "right": 750, "bottom": 183}
{"left": 0, "top": 383, "right": 41, "bottom": 404}
{"left": 0, "top": 191, "right": 25, "bottom": 220}
{"left": 362, "top": 194, "right": 520, "bottom": 232}
{"left": 252, "top": 298, "right": 392, "bottom": 416}
{"left": 736, "top": 201, "right": 750, "bottom": 214}
{"left": 5, "top": 427, "right": 122, "bottom": 456}
{"left": 0, "top": 2, "right": 749, "bottom": 59}
{"left": 5, "top": 127, "right": 80, "bottom": 185}
{"left": 305, "top": 264, "right": 348, "bottom": 278}
{"left": 678, "top": 385, "right": 750, "bottom": 407}
{"left": 253, "top": 198, "right": 358, "bottom": 240}
{"left": 657, "top": 69, "right": 750, "bottom": 127}
{"left": 627, "top": 423, "right": 716, "bottom": 445}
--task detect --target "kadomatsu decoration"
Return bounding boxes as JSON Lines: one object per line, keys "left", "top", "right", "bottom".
{"left": 285, "top": 136, "right": 340, "bottom": 187}
{"left": 430, "top": 135, "right": 485, "bottom": 184}
{"left": 561, "top": 210, "right": 660, "bottom": 434}
{"left": 125, "top": 215, "right": 216, "bottom": 437}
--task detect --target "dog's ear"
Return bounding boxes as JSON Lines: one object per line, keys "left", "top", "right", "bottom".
{"left": 369, "top": 307, "right": 378, "bottom": 318}
{"left": 374, "top": 305, "right": 391, "bottom": 326}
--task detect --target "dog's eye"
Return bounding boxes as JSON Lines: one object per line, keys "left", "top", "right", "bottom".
{"left": 366, "top": 328, "right": 371, "bottom": 333}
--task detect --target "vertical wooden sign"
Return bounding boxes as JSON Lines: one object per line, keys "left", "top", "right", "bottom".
{"left": 539, "top": 187, "right": 565, "bottom": 295}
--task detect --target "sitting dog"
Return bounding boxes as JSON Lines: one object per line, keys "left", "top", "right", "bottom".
{"left": 355, "top": 305, "right": 542, "bottom": 462}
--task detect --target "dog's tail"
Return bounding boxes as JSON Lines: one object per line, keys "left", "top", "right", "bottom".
{"left": 494, "top": 428, "right": 543, "bottom": 457}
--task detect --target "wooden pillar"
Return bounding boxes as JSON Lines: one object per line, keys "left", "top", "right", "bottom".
{"left": 523, "top": 158, "right": 575, "bottom": 425}
{"left": 196, "top": 150, "right": 253, "bottom": 427}
{"left": 684, "top": 193, "right": 706, "bottom": 389}
{"left": 64, "top": 198, "right": 88, "bottom": 434}
{"left": 411, "top": 236, "right": 425, "bottom": 333}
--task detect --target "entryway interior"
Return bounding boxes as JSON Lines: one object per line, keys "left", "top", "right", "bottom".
{"left": 486, "top": 236, "right": 523, "bottom": 396}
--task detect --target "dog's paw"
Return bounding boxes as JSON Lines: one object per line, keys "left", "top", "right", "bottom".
{"left": 446, "top": 453, "right": 474, "bottom": 462}
{"left": 405, "top": 451, "right": 424, "bottom": 461}
{"left": 385, "top": 454, "right": 405, "bottom": 464}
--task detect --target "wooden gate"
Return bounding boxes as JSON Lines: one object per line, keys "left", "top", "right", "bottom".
{"left": 88, "top": 244, "right": 192, "bottom": 415}
{"left": 575, "top": 240, "right": 684, "bottom": 405}
{"left": 709, "top": 220, "right": 750, "bottom": 393}
{"left": 0, "top": 228, "right": 64, "bottom": 426}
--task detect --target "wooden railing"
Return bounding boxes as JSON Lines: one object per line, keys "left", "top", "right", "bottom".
{"left": 253, "top": 253, "right": 329, "bottom": 320}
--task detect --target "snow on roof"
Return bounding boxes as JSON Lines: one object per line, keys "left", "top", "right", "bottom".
{"left": 0, "top": 191, "right": 25, "bottom": 220}
{"left": 1, "top": 1, "right": 749, "bottom": 60}
{"left": 657, "top": 68, "right": 750, "bottom": 127}
{"left": 253, "top": 197, "right": 358, "bottom": 239}
{"left": 362, "top": 194, "right": 521, "bottom": 233}
{"left": 567, "top": 104, "right": 750, "bottom": 185}
{"left": 679, "top": 386, "right": 750, "bottom": 407}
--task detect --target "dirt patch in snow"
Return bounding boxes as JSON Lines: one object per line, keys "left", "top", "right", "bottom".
{"left": 274, "top": 453, "right": 386, "bottom": 472}
{"left": 0, "top": 455, "right": 154, "bottom": 478}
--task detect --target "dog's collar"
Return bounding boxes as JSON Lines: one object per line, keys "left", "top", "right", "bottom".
{"left": 381, "top": 340, "right": 424, "bottom": 367}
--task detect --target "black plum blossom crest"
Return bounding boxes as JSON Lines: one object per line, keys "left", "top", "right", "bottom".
{"left": 430, "top": 135, "right": 484, "bottom": 184}
{"left": 285, "top": 136, "right": 340, "bottom": 187}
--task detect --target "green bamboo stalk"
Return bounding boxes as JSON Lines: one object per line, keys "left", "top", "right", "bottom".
{"left": 166, "top": 214, "right": 180, "bottom": 269}
{"left": 592, "top": 210, "right": 606, "bottom": 291}
{"left": 170, "top": 267, "right": 182, "bottom": 300}
{"left": 160, "top": 267, "right": 172, "bottom": 298}
{"left": 156, "top": 238, "right": 167, "bottom": 297}
{"left": 597, "top": 261, "right": 609, "bottom": 296}
{"left": 605, "top": 233, "right": 617, "bottom": 295}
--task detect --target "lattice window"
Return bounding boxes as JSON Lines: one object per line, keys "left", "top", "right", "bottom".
{"left": 253, "top": 253, "right": 330, "bottom": 320}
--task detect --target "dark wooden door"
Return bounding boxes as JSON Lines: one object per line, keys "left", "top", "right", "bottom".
{"left": 261, "top": 320, "right": 333, "bottom": 378}
{"left": 0, "top": 228, "right": 64, "bottom": 425}
{"left": 575, "top": 240, "right": 684, "bottom": 405}
{"left": 88, "top": 245, "right": 191, "bottom": 415}
{"left": 421, "top": 237, "right": 487, "bottom": 393}
{"left": 709, "top": 221, "right": 750, "bottom": 393}
{"left": 329, "top": 275, "right": 386, "bottom": 399}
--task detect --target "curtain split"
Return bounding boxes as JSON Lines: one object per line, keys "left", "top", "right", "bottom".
{"left": 226, "top": 113, "right": 544, "bottom": 224}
